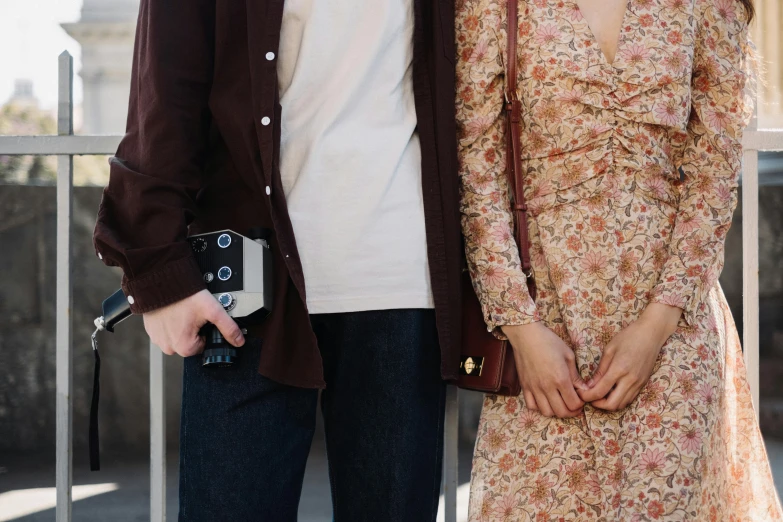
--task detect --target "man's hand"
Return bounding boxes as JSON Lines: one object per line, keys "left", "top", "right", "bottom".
{"left": 503, "top": 322, "right": 588, "bottom": 418}
{"left": 578, "top": 303, "right": 682, "bottom": 411}
{"left": 143, "top": 289, "right": 245, "bottom": 357}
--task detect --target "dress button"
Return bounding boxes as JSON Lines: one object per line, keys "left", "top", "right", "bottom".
{"left": 265, "top": 52, "right": 275, "bottom": 61}
{"left": 98, "top": 252, "right": 103, "bottom": 260}
{"left": 261, "top": 117, "right": 271, "bottom": 126}
{"left": 266, "top": 186, "right": 272, "bottom": 196}
{"left": 127, "top": 295, "right": 135, "bottom": 305}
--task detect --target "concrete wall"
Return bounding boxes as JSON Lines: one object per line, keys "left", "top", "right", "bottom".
{"left": 2, "top": 183, "right": 783, "bottom": 460}
{"left": 0, "top": 185, "right": 182, "bottom": 461}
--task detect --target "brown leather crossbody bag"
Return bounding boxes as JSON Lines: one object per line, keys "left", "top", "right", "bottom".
{"left": 457, "top": 0, "right": 535, "bottom": 396}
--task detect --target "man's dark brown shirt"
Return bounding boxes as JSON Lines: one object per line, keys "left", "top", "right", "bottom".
{"left": 93, "top": 0, "right": 462, "bottom": 388}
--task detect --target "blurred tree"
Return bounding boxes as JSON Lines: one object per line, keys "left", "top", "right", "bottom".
{"left": 0, "top": 103, "right": 57, "bottom": 184}
{"left": 74, "top": 154, "right": 110, "bottom": 186}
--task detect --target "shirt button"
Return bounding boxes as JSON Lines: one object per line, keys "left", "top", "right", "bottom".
{"left": 261, "top": 117, "right": 271, "bottom": 126}
{"left": 265, "top": 52, "right": 275, "bottom": 61}
{"left": 127, "top": 295, "right": 135, "bottom": 305}
{"left": 266, "top": 186, "right": 271, "bottom": 196}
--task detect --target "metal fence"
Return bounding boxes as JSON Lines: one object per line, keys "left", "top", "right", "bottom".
{"left": 1, "top": 50, "right": 782, "bottom": 522}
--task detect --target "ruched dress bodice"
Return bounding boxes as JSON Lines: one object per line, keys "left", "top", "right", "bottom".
{"left": 517, "top": 4, "right": 707, "bottom": 212}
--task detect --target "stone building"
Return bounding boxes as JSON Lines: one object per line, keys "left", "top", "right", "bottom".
{"left": 61, "top": 0, "right": 138, "bottom": 135}
{"left": 6, "top": 79, "right": 39, "bottom": 110}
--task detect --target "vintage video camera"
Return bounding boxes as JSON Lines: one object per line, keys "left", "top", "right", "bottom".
{"left": 95, "top": 228, "right": 274, "bottom": 367}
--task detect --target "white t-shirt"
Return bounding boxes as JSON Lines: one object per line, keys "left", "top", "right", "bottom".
{"left": 277, "top": 0, "right": 434, "bottom": 314}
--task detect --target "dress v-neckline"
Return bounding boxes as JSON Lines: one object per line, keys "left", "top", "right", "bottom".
{"left": 572, "top": 0, "right": 630, "bottom": 67}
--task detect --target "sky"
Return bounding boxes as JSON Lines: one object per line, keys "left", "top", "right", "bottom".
{"left": 0, "top": 0, "right": 84, "bottom": 111}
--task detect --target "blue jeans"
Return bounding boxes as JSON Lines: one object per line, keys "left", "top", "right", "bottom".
{"left": 178, "top": 309, "right": 446, "bottom": 521}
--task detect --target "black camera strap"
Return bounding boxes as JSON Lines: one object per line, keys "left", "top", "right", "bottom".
{"left": 89, "top": 328, "right": 101, "bottom": 471}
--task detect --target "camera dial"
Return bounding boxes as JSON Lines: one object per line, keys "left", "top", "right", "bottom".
{"left": 218, "top": 266, "right": 232, "bottom": 281}
{"left": 217, "top": 234, "right": 232, "bottom": 248}
{"left": 191, "top": 237, "right": 207, "bottom": 253}
{"left": 218, "top": 292, "right": 236, "bottom": 311}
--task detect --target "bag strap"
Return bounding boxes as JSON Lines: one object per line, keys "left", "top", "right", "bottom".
{"left": 504, "top": 0, "right": 536, "bottom": 299}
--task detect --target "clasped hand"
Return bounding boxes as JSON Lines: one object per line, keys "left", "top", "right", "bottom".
{"left": 504, "top": 303, "right": 681, "bottom": 418}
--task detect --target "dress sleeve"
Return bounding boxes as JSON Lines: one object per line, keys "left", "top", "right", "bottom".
{"left": 456, "top": 0, "right": 539, "bottom": 335}
{"left": 650, "top": 0, "right": 753, "bottom": 325}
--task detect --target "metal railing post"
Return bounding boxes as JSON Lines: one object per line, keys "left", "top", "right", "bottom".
{"left": 443, "top": 386, "right": 458, "bottom": 522}
{"left": 55, "top": 50, "right": 74, "bottom": 522}
{"left": 150, "top": 343, "right": 167, "bottom": 522}
{"left": 743, "top": 106, "right": 760, "bottom": 414}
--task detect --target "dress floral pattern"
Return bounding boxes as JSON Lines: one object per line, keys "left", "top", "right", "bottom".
{"left": 456, "top": 0, "right": 783, "bottom": 519}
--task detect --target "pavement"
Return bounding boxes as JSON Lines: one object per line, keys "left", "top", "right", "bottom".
{"left": 2, "top": 436, "right": 783, "bottom": 522}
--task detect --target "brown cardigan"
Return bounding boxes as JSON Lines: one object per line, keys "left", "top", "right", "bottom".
{"left": 93, "top": 0, "right": 463, "bottom": 388}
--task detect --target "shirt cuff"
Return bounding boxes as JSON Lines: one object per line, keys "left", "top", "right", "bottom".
{"left": 121, "top": 255, "right": 206, "bottom": 314}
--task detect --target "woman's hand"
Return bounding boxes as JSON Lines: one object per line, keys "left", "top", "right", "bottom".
{"left": 578, "top": 303, "right": 682, "bottom": 411}
{"left": 503, "top": 322, "right": 588, "bottom": 418}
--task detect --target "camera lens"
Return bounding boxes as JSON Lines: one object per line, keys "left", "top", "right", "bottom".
{"left": 202, "top": 347, "right": 237, "bottom": 367}
{"left": 217, "top": 234, "right": 232, "bottom": 248}
{"left": 201, "top": 324, "right": 238, "bottom": 367}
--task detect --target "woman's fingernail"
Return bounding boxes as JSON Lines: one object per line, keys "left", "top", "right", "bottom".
{"left": 586, "top": 379, "right": 594, "bottom": 388}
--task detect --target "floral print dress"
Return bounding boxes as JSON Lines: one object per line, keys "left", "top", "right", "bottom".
{"left": 456, "top": 0, "right": 783, "bottom": 519}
